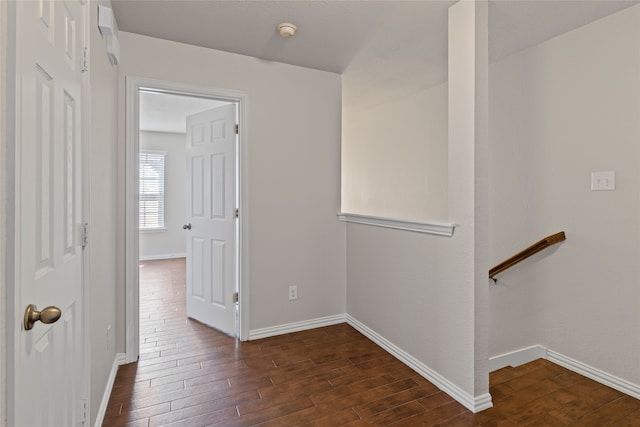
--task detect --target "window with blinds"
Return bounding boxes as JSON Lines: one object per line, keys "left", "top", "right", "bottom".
{"left": 139, "top": 150, "right": 167, "bottom": 230}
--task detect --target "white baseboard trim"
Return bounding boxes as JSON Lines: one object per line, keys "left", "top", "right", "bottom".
{"left": 139, "top": 253, "right": 186, "bottom": 261}
{"left": 489, "top": 345, "right": 547, "bottom": 372}
{"left": 547, "top": 349, "right": 640, "bottom": 400}
{"left": 248, "top": 314, "right": 347, "bottom": 341}
{"left": 489, "top": 345, "right": 640, "bottom": 400}
{"left": 94, "top": 353, "right": 127, "bottom": 427}
{"left": 346, "top": 314, "right": 492, "bottom": 413}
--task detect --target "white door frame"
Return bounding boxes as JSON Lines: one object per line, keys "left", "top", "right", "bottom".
{"left": 124, "top": 77, "right": 250, "bottom": 363}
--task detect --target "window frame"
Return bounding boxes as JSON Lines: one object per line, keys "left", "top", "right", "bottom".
{"left": 138, "top": 149, "right": 167, "bottom": 232}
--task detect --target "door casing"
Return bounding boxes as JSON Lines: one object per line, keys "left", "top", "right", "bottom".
{"left": 124, "top": 77, "right": 249, "bottom": 363}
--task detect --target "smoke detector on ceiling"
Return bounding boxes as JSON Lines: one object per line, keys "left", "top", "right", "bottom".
{"left": 277, "top": 23, "right": 297, "bottom": 38}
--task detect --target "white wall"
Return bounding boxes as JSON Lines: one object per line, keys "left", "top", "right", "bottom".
{"left": 344, "top": 0, "right": 490, "bottom": 408}
{"left": 489, "top": 5, "right": 640, "bottom": 385}
{"left": 117, "top": 32, "right": 346, "bottom": 338}
{"left": 88, "top": 1, "right": 119, "bottom": 424}
{"left": 341, "top": 83, "right": 448, "bottom": 222}
{"left": 0, "top": 1, "right": 7, "bottom": 424}
{"left": 139, "top": 131, "right": 187, "bottom": 260}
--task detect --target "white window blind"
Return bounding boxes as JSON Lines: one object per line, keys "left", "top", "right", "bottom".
{"left": 139, "top": 151, "right": 167, "bottom": 230}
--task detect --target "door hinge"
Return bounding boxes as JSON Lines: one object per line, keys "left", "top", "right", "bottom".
{"left": 82, "top": 223, "right": 89, "bottom": 248}
{"left": 233, "top": 292, "right": 239, "bottom": 303}
{"left": 235, "top": 208, "right": 239, "bottom": 218}
{"left": 235, "top": 124, "right": 239, "bottom": 135}
{"left": 78, "top": 398, "right": 88, "bottom": 423}
{"left": 81, "top": 47, "right": 89, "bottom": 73}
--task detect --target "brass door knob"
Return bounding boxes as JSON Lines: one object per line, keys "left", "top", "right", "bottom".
{"left": 24, "top": 304, "right": 62, "bottom": 331}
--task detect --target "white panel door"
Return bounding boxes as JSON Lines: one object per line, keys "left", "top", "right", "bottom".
{"left": 185, "top": 104, "right": 237, "bottom": 335}
{"left": 12, "top": 0, "right": 86, "bottom": 425}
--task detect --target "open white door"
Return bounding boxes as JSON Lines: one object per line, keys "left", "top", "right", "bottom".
{"left": 10, "top": 0, "right": 87, "bottom": 425}
{"left": 185, "top": 104, "right": 237, "bottom": 335}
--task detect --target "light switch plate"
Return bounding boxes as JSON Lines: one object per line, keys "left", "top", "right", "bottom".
{"left": 591, "top": 171, "right": 615, "bottom": 191}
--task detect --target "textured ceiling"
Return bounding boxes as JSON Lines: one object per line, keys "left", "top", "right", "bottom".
{"left": 139, "top": 91, "right": 231, "bottom": 134}
{"left": 112, "top": 0, "right": 639, "bottom": 126}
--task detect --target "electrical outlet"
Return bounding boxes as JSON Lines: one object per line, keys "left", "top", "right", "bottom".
{"left": 106, "top": 324, "right": 111, "bottom": 351}
{"left": 288, "top": 285, "right": 298, "bottom": 301}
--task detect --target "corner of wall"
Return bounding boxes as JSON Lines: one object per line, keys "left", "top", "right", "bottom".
{"left": 0, "top": 1, "right": 7, "bottom": 424}
{"left": 88, "top": 1, "right": 120, "bottom": 425}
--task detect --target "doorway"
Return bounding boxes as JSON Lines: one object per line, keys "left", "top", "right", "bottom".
{"left": 125, "top": 78, "right": 249, "bottom": 363}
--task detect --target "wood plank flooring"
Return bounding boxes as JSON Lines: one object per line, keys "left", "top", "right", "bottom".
{"left": 103, "top": 258, "right": 640, "bottom": 426}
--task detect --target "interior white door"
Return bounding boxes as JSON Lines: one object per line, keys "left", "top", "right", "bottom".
{"left": 12, "top": 0, "right": 86, "bottom": 425}
{"left": 185, "top": 104, "right": 237, "bottom": 335}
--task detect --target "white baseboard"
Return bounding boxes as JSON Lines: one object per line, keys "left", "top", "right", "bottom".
{"left": 547, "top": 350, "right": 640, "bottom": 400}
{"left": 346, "top": 314, "right": 492, "bottom": 413}
{"left": 220, "top": 314, "right": 640, "bottom": 412}
{"left": 248, "top": 314, "right": 347, "bottom": 340}
{"left": 139, "top": 253, "right": 186, "bottom": 261}
{"left": 489, "top": 345, "right": 640, "bottom": 400}
{"left": 489, "top": 345, "right": 547, "bottom": 372}
{"left": 94, "top": 353, "right": 127, "bottom": 427}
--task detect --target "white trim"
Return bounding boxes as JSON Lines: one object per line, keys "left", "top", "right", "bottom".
{"left": 93, "top": 353, "right": 126, "bottom": 427}
{"left": 489, "top": 345, "right": 548, "bottom": 372}
{"left": 4, "top": 2, "right": 17, "bottom": 424}
{"left": 489, "top": 345, "right": 640, "bottom": 400}
{"left": 346, "top": 315, "right": 492, "bottom": 413}
{"left": 124, "top": 77, "right": 140, "bottom": 363}
{"left": 139, "top": 253, "right": 186, "bottom": 261}
{"left": 140, "top": 149, "right": 167, "bottom": 156}
{"left": 248, "top": 314, "right": 346, "bottom": 340}
{"left": 80, "top": 1, "right": 92, "bottom": 422}
{"left": 547, "top": 350, "right": 640, "bottom": 400}
{"left": 0, "top": 1, "right": 7, "bottom": 424}
{"left": 125, "top": 77, "right": 250, "bottom": 367}
{"left": 337, "top": 212, "right": 456, "bottom": 237}
{"left": 139, "top": 227, "right": 167, "bottom": 233}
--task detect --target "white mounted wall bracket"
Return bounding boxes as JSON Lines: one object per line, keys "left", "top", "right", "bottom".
{"left": 98, "top": 5, "right": 120, "bottom": 65}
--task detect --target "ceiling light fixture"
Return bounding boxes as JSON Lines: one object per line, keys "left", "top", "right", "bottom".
{"left": 277, "top": 22, "right": 297, "bottom": 38}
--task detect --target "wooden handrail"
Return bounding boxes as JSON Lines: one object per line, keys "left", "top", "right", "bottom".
{"left": 489, "top": 231, "right": 566, "bottom": 281}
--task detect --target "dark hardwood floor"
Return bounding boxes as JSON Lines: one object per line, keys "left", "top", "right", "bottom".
{"left": 103, "top": 258, "right": 640, "bottom": 426}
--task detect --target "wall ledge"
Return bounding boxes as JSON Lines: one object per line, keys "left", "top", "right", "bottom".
{"left": 337, "top": 213, "right": 455, "bottom": 237}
